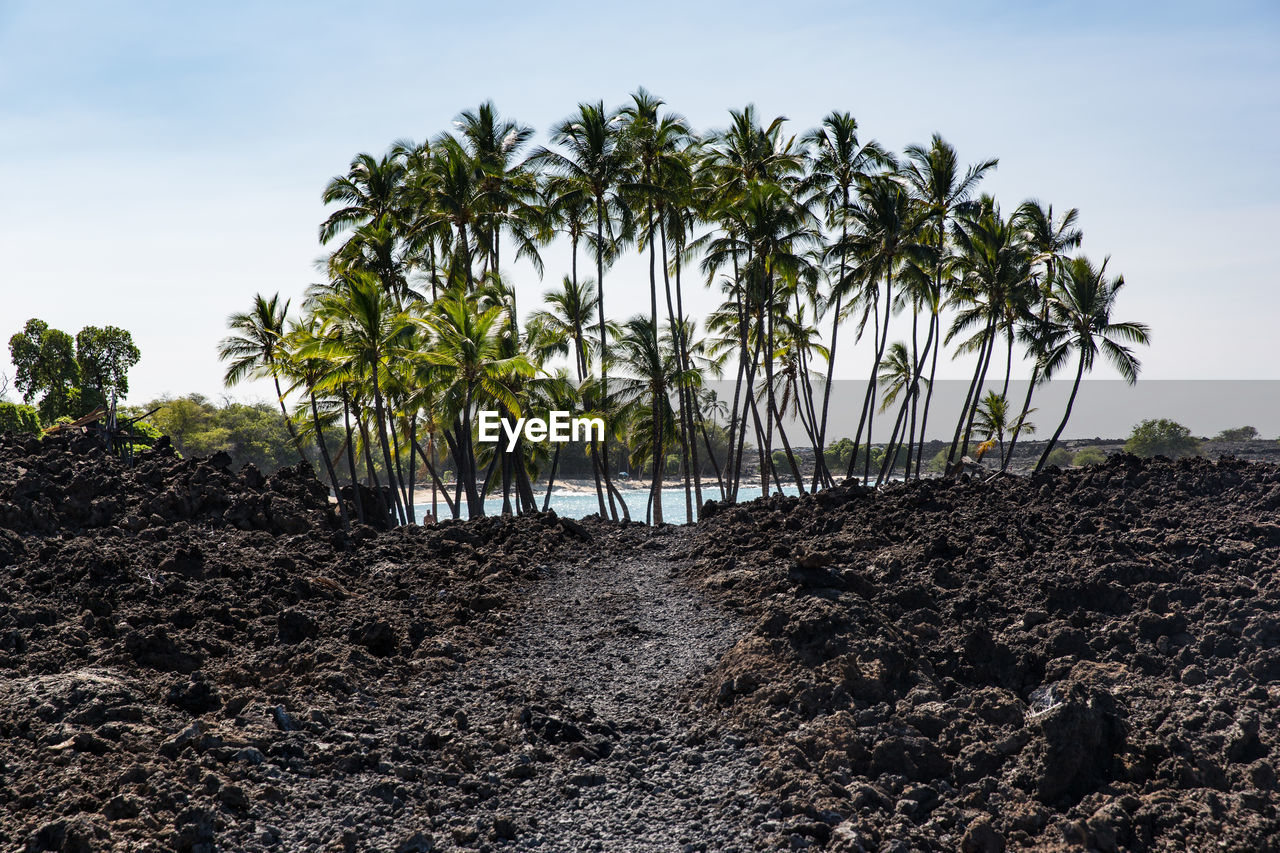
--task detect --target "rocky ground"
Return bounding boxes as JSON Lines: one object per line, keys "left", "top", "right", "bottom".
{"left": 685, "top": 454, "right": 1280, "bottom": 851}
{"left": 2, "top": 433, "right": 1279, "bottom": 851}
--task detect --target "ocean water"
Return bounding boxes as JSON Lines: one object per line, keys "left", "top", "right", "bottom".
{"left": 411, "top": 483, "right": 804, "bottom": 523}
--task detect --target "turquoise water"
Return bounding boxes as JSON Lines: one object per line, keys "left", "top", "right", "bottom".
{"left": 411, "top": 483, "right": 804, "bottom": 523}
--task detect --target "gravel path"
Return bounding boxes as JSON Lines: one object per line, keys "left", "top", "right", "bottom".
{"left": 429, "top": 527, "right": 765, "bottom": 851}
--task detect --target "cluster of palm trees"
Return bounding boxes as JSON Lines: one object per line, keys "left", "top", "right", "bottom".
{"left": 218, "top": 91, "right": 1149, "bottom": 529}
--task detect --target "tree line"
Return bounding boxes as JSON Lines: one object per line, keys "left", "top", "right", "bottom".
{"left": 219, "top": 91, "right": 1150, "bottom": 529}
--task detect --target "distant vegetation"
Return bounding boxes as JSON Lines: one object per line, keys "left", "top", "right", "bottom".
{"left": 1124, "top": 418, "right": 1200, "bottom": 459}
{"left": 1072, "top": 446, "right": 1107, "bottom": 466}
{"left": 0, "top": 402, "right": 40, "bottom": 435}
{"left": 1214, "top": 425, "right": 1258, "bottom": 442}
{"left": 1043, "top": 446, "right": 1074, "bottom": 468}
{"left": 128, "top": 394, "right": 310, "bottom": 474}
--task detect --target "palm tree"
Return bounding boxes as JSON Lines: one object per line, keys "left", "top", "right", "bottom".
{"left": 1004, "top": 201, "right": 1082, "bottom": 468}
{"left": 874, "top": 341, "right": 918, "bottom": 483}
{"left": 528, "top": 276, "right": 601, "bottom": 381}
{"left": 621, "top": 88, "right": 692, "bottom": 523}
{"left": 700, "top": 105, "right": 804, "bottom": 497}
{"left": 610, "top": 316, "right": 698, "bottom": 523}
{"left": 218, "top": 293, "right": 307, "bottom": 465}
{"left": 947, "top": 198, "right": 1035, "bottom": 462}
{"left": 311, "top": 271, "right": 415, "bottom": 525}
{"left": 451, "top": 102, "right": 542, "bottom": 280}
{"left": 801, "top": 111, "right": 889, "bottom": 486}
{"left": 280, "top": 318, "right": 350, "bottom": 531}
{"left": 1034, "top": 256, "right": 1150, "bottom": 472}
{"left": 532, "top": 102, "right": 635, "bottom": 520}
{"left": 418, "top": 136, "right": 487, "bottom": 290}
{"left": 319, "top": 150, "right": 409, "bottom": 247}
{"left": 419, "top": 289, "right": 534, "bottom": 516}
{"left": 971, "top": 390, "right": 1033, "bottom": 469}
{"left": 899, "top": 135, "right": 997, "bottom": 473}
{"left": 836, "top": 173, "right": 921, "bottom": 483}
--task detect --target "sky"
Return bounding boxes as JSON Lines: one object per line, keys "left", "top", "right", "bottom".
{"left": 1, "top": 0, "right": 1278, "bottom": 410}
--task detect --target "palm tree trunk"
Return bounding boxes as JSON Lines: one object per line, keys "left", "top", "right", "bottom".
{"left": 429, "top": 432, "right": 438, "bottom": 522}
{"left": 850, "top": 271, "right": 891, "bottom": 484}
{"left": 458, "top": 222, "right": 475, "bottom": 291}
{"left": 816, "top": 195, "right": 849, "bottom": 490}
{"left": 699, "top": 413, "right": 727, "bottom": 500}
{"left": 948, "top": 326, "right": 992, "bottom": 469}
{"left": 762, "top": 297, "right": 778, "bottom": 492}
{"left": 848, "top": 277, "right": 888, "bottom": 482}
{"left": 595, "top": 196, "right": 621, "bottom": 521}
{"left": 369, "top": 360, "right": 404, "bottom": 527}
{"left": 1035, "top": 351, "right": 1086, "bottom": 473}
{"left": 388, "top": 414, "right": 410, "bottom": 525}
{"left": 724, "top": 274, "right": 747, "bottom": 497}
{"left": 358, "top": 415, "right": 392, "bottom": 526}
{"left": 572, "top": 232, "right": 607, "bottom": 518}
{"left": 1001, "top": 330, "right": 1014, "bottom": 401}
{"left": 414, "top": 439, "right": 457, "bottom": 517}
{"left": 440, "top": 426, "right": 466, "bottom": 518}
{"left": 647, "top": 205, "right": 663, "bottom": 525}
{"left": 513, "top": 441, "right": 537, "bottom": 514}
{"left": 1002, "top": 365, "right": 1040, "bottom": 472}
{"left": 766, "top": 391, "right": 806, "bottom": 491}
{"left": 789, "top": 291, "right": 825, "bottom": 491}
{"left": 960, "top": 319, "right": 998, "bottom": 459}
{"left": 460, "top": 391, "right": 483, "bottom": 516}
{"left": 309, "top": 391, "right": 348, "bottom": 532}
{"left": 673, "top": 217, "right": 704, "bottom": 514}
{"left": 877, "top": 396, "right": 910, "bottom": 485}
{"left": 542, "top": 446, "right": 562, "bottom": 512}
{"left": 904, "top": 303, "right": 920, "bottom": 479}
{"left": 271, "top": 369, "right": 308, "bottom": 465}
{"left": 658, "top": 215, "right": 694, "bottom": 522}
{"left": 340, "top": 391, "right": 365, "bottom": 524}
{"left": 905, "top": 302, "right": 936, "bottom": 479}
{"left": 406, "top": 417, "right": 417, "bottom": 523}
{"left": 914, "top": 311, "right": 941, "bottom": 476}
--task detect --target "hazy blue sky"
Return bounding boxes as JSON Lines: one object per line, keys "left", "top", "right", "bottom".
{"left": 1, "top": 1, "right": 1277, "bottom": 405}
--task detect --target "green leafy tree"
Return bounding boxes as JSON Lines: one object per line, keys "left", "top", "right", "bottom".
{"left": 1124, "top": 419, "right": 1199, "bottom": 459}
{"left": 75, "top": 325, "right": 141, "bottom": 409}
{"left": 823, "top": 437, "right": 857, "bottom": 473}
{"left": 149, "top": 395, "right": 213, "bottom": 455}
{"left": 1214, "top": 426, "right": 1258, "bottom": 441}
{"left": 9, "top": 319, "right": 84, "bottom": 422}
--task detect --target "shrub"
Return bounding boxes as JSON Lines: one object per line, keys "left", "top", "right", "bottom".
{"left": 0, "top": 402, "right": 40, "bottom": 434}
{"left": 1045, "top": 447, "right": 1073, "bottom": 468}
{"left": 1073, "top": 446, "right": 1107, "bottom": 466}
{"left": 1124, "top": 418, "right": 1200, "bottom": 459}
{"left": 823, "top": 437, "right": 857, "bottom": 472}
{"left": 1214, "top": 426, "right": 1258, "bottom": 442}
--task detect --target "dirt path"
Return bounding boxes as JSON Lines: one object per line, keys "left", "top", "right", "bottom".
{"left": 428, "top": 526, "right": 765, "bottom": 851}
